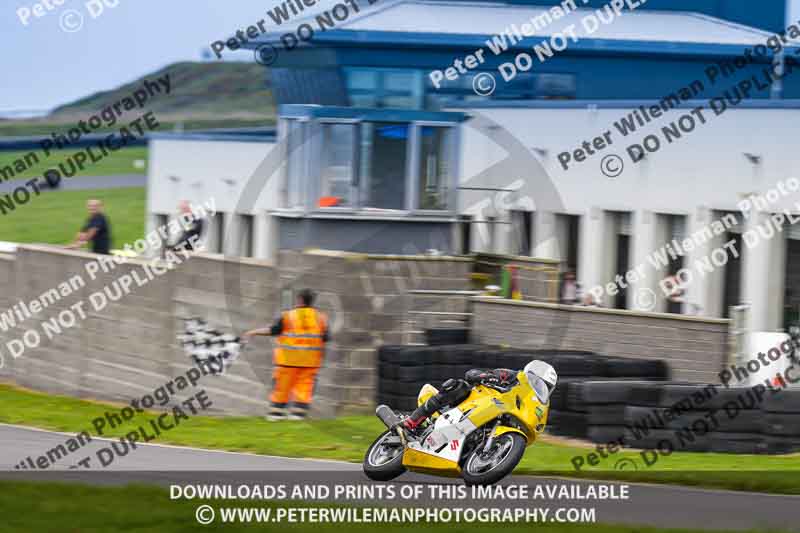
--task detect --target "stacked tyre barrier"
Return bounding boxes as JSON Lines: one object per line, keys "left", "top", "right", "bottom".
{"left": 424, "top": 327, "right": 470, "bottom": 346}
{"left": 576, "top": 382, "right": 800, "bottom": 454}
{"left": 376, "top": 344, "right": 670, "bottom": 418}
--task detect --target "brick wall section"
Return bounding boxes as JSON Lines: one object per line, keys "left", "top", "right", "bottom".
{"left": 471, "top": 297, "right": 730, "bottom": 383}
{"left": 0, "top": 253, "right": 16, "bottom": 383}
{"left": 276, "top": 250, "right": 474, "bottom": 415}
{"left": 0, "top": 246, "right": 475, "bottom": 418}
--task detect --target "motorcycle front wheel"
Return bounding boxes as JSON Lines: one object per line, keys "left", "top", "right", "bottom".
{"left": 363, "top": 430, "right": 406, "bottom": 481}
{"left": 462, "top": 432, "right": 526, "bottom": 486}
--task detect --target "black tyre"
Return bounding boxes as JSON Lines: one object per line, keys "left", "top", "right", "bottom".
{"left": 708, "top": 432, "right": 763, "bottom": 454}
{"left": 587, "top": 425, "right": 627, "bottom": 444}
{"left": 604, "top": 357, "right": 670, "bottom": 380}
{"left": 762, "top": 413, "right": 800, "bottom": 436}
{"left": 462, "top": 432, "right": 526, "bottom": 486}
{"left": 363, "top": 431, "right": 406, "bottom": 482}
{"left": 587, "top": 405, "right": 627, "bottom": 425}
{"left": 550, "top": 356, "right": 605, "bottom": 377}
{"left": 760, "top": 435, "right": 800, "bottom": 454}
{"left": 546, "top": 410, "right": 588, "bottom": 438}
{"left": 659, "top": 384, "right": 716, "bottom": 408}
{"left": 397, "top": 366, "right": 425, "bottom": 382}
{"left": 715, "top": 409, "right": 761, "bottom": 433}
{"left": 763, "top": 390, "right": 800, "bottom": 413}
{"left": 625, "top": 406, "right": 666, "bottom": 429}
{"left": 425, "top": 328, "right": 470, "bottom": 345}
{"left": 628, "top": 383, "right": 664, "bottom": 407}
{"left": 568, "top": 380, "right": 638, "bottom": 408}
{"left": 378, "top": 345, "right": 406, "bottom": 364}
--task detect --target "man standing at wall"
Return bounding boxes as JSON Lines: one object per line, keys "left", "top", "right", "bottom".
{"left": 243, "top": 289, "right": 329, "bottom": 421}
{"left": 169, "top": 200, "right": 205, "bottom": 252}
{"left": 67, "top": 199, "right": 111, "bottom": 255}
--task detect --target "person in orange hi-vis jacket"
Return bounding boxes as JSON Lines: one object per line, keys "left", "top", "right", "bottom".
{"left": 243, "top": 289, "right": 329, "bottom": 421}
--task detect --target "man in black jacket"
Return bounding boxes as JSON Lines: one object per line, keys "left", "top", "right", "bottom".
{"left": 68, "top": 199, "right": 111, "bottom": 255}
{"left": 170, "top": 200, "right": 204, "bottom": 251}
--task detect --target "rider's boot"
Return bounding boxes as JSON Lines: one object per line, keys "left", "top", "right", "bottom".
{"left": 400, "top": 379, "right": 469, "bottom": 439}
{"left": 400, "top": 406, "right": 431, "bottom": 439}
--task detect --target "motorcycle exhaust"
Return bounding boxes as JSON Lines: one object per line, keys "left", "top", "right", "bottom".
{"left": 375, "top": 404, "right": 401, "bottom": 429}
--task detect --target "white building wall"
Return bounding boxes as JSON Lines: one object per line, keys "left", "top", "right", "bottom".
{"left": 456, "top": 104, "right": 800, "bottom": 329}
{"left": 146, "top": 137, "right": 281, "bottom": 261}
{"left": 147, "top": 106, "right": 800, "bottom": 330}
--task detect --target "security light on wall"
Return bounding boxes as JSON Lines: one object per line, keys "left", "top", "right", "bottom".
{"left": 222, "top": 178, "right": 237, "bottom": 186}
{"left": 168, "top": 175, "right": 181, "bottom": 183}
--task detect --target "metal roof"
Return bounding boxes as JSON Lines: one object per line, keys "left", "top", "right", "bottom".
{"left": 248, "top": 0, "right": 789, "bottom": 55}
{"left": 342, "top": 1, "right": 776, "bottom": 45}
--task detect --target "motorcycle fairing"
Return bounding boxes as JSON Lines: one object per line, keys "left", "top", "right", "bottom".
{"left": 403, "top": 406, "right": 476, "bottom": 474}
{"left": 402, "top": 371, "right": 548, "bottom": 475}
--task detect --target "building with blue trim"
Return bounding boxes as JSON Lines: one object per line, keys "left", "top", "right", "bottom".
{"left": 148, "top": 0, "right": 800, "bottom": 332}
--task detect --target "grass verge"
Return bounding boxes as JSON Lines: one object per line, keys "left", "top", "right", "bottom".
{"left": 0, "top": 187, "right": 145, "bottom": 245}
{"left": 0, "top": 146, "right": 148, "bottom": 180}
{"left": 1, "top": 383, "right": 799, "bottom": 494}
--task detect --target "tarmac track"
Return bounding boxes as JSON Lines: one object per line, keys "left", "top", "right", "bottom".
{"left": 0, "top": 174, "right": 145, "bottom": 193}
{"left": 0, "top": 424, "right": 798, "bottom": 531}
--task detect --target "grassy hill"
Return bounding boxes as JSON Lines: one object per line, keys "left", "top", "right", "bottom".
{"left": 0, "top": 62, "right": 276, "bottom": 137}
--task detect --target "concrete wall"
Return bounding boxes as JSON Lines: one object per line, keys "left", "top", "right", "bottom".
{"left": 277, "top": 217, "right": 454, "bottom": 255}
{"left": 471, "top": 297, "right": 730, "bottom": 383}
{"left": 0, "top": 244, "right": 734, "bottom": 413}
{"left": 0, "top": 246, "right": 475, "bottom": 417}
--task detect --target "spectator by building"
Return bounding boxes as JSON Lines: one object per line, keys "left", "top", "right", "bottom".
{"left": 68, "top": 199, "right": 111, "bottom": 255}
{"left": 170, "top": 200, "right": 205, "bottom": 252}
{"left": 560, "top": 271, "right": 582, "bottom": 305}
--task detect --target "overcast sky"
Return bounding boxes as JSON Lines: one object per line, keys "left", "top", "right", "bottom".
{"left": 1, "top": 0, "right": 799, "bottom": 114}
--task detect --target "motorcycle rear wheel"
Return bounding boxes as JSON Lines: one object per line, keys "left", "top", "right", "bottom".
{"left": 363, "top": 430, "right": 406, "bottom": 481}
{"left": 462, "top": 432, "right": 526, "bottom": 486}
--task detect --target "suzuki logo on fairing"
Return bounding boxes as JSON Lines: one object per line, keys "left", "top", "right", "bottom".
{"left": 450, "top": 439, "right": 459, "bottom": 450}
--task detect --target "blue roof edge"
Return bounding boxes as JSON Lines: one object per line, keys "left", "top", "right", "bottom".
{"left": 247, "top": 31, "right": 794, "bottom": 59}
{"left": 447, "top": 98, "right": 800, "bottom": 109}
{"left": 279, "top": 104, "right": 470, "bottom": 121}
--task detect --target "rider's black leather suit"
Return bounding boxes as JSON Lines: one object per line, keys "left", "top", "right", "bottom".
{"left": 403, "top": 368, "right": 518, "bottom": 429}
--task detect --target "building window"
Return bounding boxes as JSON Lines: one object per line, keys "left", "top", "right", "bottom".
{"left": 382, "top": 70, "right": 422, "bottom": 108}
{"left": 426, "top": 72, "right": 576, "bottom": 108}
{"left": 417, "top": 126, "right": 453, "bottom": 210}
{"left": 319, "top": 123, "right": 356, "bottom": 208}
{"left": 362, "top": 122, "right": 409, "bottom": 210}
{"left": 280, "top": 112, "right": 459, "bottom": 215}
{"left": 535, "top": 73, "right": 577, "bottom": 100}
{"left": 285, "top": 119, "right": 306, "bottom": 209}
{"left": 345, "top": 68, "right": 423, "bottom": 109}
{"left": 346, "top": 70, "right": 378, "bottom": 107}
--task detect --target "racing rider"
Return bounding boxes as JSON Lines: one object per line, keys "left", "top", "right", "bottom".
{"left": 401, "top": 367, "right": 537, "bottom": 436}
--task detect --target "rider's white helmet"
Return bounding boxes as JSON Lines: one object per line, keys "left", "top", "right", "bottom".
{"left": 524, "top": 360, "right": 558, "bottom": 404}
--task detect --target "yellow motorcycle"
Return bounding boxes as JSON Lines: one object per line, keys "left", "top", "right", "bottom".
{"left": 364, "top": 360, "right": 557, "bottom": 485}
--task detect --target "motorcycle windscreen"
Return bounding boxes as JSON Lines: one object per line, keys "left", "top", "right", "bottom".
{"left": 527, "top": 373, "right": 552, "bottom": 404}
